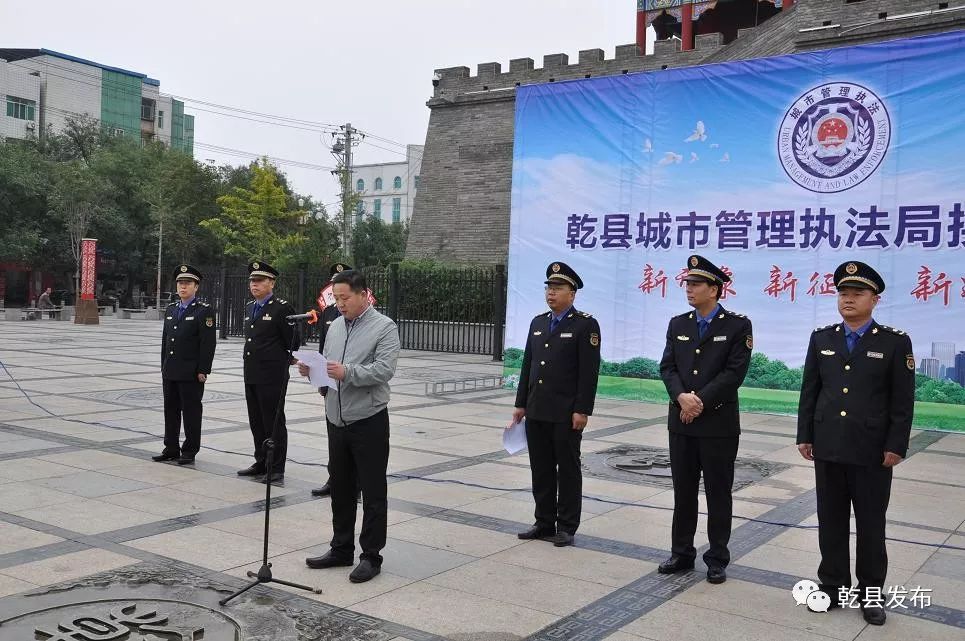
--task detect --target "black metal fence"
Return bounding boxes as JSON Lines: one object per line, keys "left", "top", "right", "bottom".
{"left": 197, "top": 264, "right": 507, "bottom": 359}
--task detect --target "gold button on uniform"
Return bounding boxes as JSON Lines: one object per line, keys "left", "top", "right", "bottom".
{"left": 169, "top": 351, "right": 174, "bottom": 355}
{"left": 247, "top": 338, "right": 251, "bottom": 342}
{"left": 840, "top": 410, "right": 847, "bottom": 417}
{"left": 540, "top": 361, "right": 545, "bottom": 365}
{"left": 695, "top": 349, "right": 701, "bottom": 354}
{"left": 544, "top": 343, "right": 549, "bottom": 348}
{"left": 844, "top": 365, "right": 851, "bottom": 371}
{"left": 246, "top": 351, "right": 251, "bottom": 356}
{"left": 843, "top": 387, "right": 849, "bottom": 394}
{"left": 538, "top": 379, "right": 543, "bottom": 384}
{"left": 693, "top": 369, "right": 698, "bottom": 375}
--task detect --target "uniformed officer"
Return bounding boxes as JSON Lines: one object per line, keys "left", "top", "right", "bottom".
{"left": 796, "top": 261, "right": 915, "bottom": 626}
{"left": 658, "top": 255, "right": 753, "bottom": 584}
{"left": 238, "top": 261, "right": 297, "bottom": 483}
{"left": 153, "top": 265, "right": 216, "bottom": 465}
{"left": 512, "top": 261, "right": 601, "bottom": 547}
{"left": 311, "top": 262, "right": 351, "bottom": 498}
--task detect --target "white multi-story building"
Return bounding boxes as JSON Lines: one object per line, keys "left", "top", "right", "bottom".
{"left": 0, "top": 48, "right": 193, "bottom": 154}
{"left": 931, "top": 341, "right": 956, "bottom": 379}
{"left": 919, "top": 357, "right": 940, "bottom": 379}
{"left": 351, "top": 145, "right": 423, "bottom": 224}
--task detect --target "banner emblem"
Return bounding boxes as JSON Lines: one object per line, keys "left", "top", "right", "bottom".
{"left": 778, "top": 82, "right": 890, "bottom": 193}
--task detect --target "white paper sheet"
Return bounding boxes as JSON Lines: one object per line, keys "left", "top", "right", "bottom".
{"left": 502, "top": 420, "right": 528, "bottom": 455}
{"left": 293, "top": 350, "right": 335, "bottom": 388}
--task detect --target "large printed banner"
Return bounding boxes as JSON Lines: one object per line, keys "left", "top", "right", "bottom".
{"left": 506, "top": 30, "right": 965, "bottom": 430}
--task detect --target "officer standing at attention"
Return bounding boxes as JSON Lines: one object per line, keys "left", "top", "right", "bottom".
{"left": 658, "top": 255, "right": 752, "bottom": 584}
{"left": 796, "top": 261, "right": 915, "bottom": 627}
{"left": 512, "top": 262, "right": 601, "bottom": 548}
{"left": 153, "top": 265, "right": 216, "bottom": 465}
{"left": 311, "top": 262, "right": 351, "bottom": 498}
{"left": 238, "top": 261, "right": 297, "bottom": 484}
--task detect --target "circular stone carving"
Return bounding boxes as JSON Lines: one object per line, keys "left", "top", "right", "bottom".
{"left": 1, "top": 599, "right": 241, "bottom": 640}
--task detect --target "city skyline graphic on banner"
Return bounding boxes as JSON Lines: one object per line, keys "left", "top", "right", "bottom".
{"left": 505, "top": 29, "right": 965, "bottom": 429}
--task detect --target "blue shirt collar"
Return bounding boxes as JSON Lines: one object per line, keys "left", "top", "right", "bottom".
{"left": 843, "top": 318, "right": 874, "bottom": 338}
{"left": 179, "top": 297, "right": 195, "bottom": 310}
{"left": 695, "top": 303, "right": 721, "bottom": 323}
{"left": 254, "top": 293, "right": 273, "bottom": 308}
{"left": 551, "top": 306, "right": 573, "bottom": 322}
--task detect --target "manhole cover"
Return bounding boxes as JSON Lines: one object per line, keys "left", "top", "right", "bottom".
{"left": 583, "top": 446, "right": 789, "bottom": 490}
{"left": 76, "top": 388, "right": 240, "bottom": 407}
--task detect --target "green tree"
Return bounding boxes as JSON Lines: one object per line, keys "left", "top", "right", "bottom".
{"left": 200, "top": 158, "right": 306, "bottom": 262}
{"left": 351, "top": 217, "right": 408, "bottom": 267}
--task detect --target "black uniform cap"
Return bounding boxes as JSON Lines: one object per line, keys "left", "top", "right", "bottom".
{"left": 544, "top": 262, "right": 583, "bottom": 290}
{"left": 833, "top": 260, "right": 885, "bottom": 294}
{"left": 330, "top": 263, "right": 353, "bottom": 278}
{"left": 683, "top": 255, "right": 730, "bottom": 285}
{"left": 248, "top": 261, "right": 279, "bottom": 280}
{"left": 173, "top": 264, "right": 202, "bottom": 282}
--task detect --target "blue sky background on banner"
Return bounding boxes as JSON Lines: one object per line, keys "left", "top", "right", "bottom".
{"left": 507, "top": 30, "right": 965, "bottom": 371}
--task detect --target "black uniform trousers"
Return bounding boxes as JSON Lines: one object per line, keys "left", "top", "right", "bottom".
{"left": 162, "top": 379, "right": 204, "bottom": 456}
{"left": 815, "top": 459, "right": 892, "bottom": 601}
{"left": 327, "top": 409, "right": 390, "bottom": 565}
{"left": 526, "top": 419, "right": 583, "bottom": 535}
{"left": 244, "top": 379, "right": 288, "bottom": 472}
{"left": 669, "top": 432, "right": 738, "bottom": 568}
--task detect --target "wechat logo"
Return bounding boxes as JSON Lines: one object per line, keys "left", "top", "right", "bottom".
{"left": 792, "top": 579, "right": 831, "bottom": 613}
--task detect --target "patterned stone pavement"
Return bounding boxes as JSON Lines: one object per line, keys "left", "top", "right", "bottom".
{"left": 0, "top": 318, "right": 962, "bottom": 640}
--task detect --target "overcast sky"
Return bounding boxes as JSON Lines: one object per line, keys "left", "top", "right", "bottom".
{"left": 2, "top": 0, "right": 654, "bottom": 211}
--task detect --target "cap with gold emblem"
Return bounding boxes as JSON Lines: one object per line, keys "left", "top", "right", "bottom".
{"left": 329, "top": 263, "right": 353, "bottom": 278}
{"left": 248, "top": 261, "right": 279, "bottom": 280}
{"left": 683, "top": 255, "right": 729, "bottom": 286}
{"left": 173, "top": 264, "right": 202, "bottom": 282}
{"left": 544, "top": 262, "right": 583, "bottom": 290}
{"left": 833, "top": 260, "right": 885, "bottom": 294}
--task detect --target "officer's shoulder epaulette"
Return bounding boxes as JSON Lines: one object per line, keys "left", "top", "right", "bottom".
{"left": 246, "top": 299, "right": 255, "bottom": 306}
{"left": 878, "top": 325, "right": 906, "bottom": 336}
{"left": 533, "top": 312, "right": 550, "bottom": 321}
{"left": 278, "top": 298, "right": 288, "bottom": 305}
{"left": 674, "top": 311, "right": 694, "bottom": 321}
{"left": 813, "top": 323, "right": 836, "bottom": 333}
{"left": 166, "top": 301, "right": 177, "bottom": 308}
{"left": 727, "top": 311, "right": 747, "bottom": 319}
{"left": 200, "top": 302, "right": 210, "bottom": 308}
{"left": 577, "top": 311, "right": 593, "bottom": 318}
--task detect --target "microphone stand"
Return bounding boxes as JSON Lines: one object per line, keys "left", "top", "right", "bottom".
{"left": 220, "top": 316, "right": 321, "bottom": 605}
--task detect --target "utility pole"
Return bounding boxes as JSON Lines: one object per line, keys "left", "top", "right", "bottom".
{"left": 330, "top": 123, "right": 362, "bottom": 262}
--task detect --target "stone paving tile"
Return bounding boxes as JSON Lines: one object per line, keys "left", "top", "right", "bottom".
{"left": 0, "top": 549, "right": 139, "bottom": 587}
{"left": 11, "top": 496, "right": 165, "bottom": 535}
{"left": 353, "top": 581, "right": 558, "bottom": 639}
{"left": 126, "top": 525, "right": 297, "bottom": 572}
{"left": 0, "top": 522, "right": 64, "bottom": 555}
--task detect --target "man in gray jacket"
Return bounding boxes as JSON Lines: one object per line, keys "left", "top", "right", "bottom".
{"left": 301, "top": 270, "right": 400, "bottom": 583}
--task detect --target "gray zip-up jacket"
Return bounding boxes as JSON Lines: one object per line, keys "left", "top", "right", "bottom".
{"left": 322, "top": 305, "right": 400, "bottom": 425}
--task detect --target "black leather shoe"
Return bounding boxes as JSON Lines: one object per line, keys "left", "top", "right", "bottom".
{"left": 861, "top": 606, "right": 886, "bottom": 625}
{"left": 152, "top": 450, "right": 179, "bottom": 462}
{"left": 349, "top": 560, "right": 381, "bottom": 583}
{"left": 261, "top": 471, "right": 284, "bottom": 484}
{"left": 176, "top": 455, "right": 195, "bottom": 465}
{"left": 311, "top": 483, "right": 331, "bottom": 497}
{"left": 657, "top": 555, "right": 695, "bottom": 574}
{"left": 237, "top": 464, "right": 265, "bottom": 476}
{"left": 549, "top": 532, "right": 575, "bottom": 547}
{"left": 305, "top": 551, "right": 354, "bottom": 569}
{"left": 706, "top": 566, "right": 727, "bottom": 584}
{"left": 517, "top": 525, "right": 555, "bottom": 540}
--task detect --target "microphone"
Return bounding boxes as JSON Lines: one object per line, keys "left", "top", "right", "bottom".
{"left": 286, "top": 310, "right": 318, "bottom": 324}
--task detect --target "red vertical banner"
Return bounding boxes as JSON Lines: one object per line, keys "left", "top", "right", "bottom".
{"left": 80, "top": 238, "right": 97, "bottom": 301}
